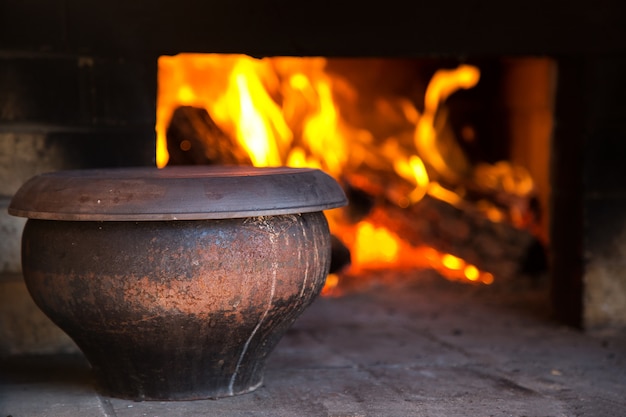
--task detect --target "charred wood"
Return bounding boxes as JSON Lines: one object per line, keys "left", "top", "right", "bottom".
{"left": 166, "top": 106, "right": 252, "bottom": 166}
{"left": 342, "top": 168, "right": 545, "bottom": 280}
{"left": 367, "top": 193, "right": 541, "bottom": 279}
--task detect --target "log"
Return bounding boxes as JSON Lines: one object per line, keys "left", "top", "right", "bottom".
{"left": 166, "top": 106, "right": 252, "bottom": 166}
{"left": 366, "top": 192, "right": 542, "bottom": 280}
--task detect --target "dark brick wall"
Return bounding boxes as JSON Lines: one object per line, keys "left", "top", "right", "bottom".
{"left": 1, "top": 0, "right": 625, "bottom": 57}
{"left": 0, "top": 54, "right": 156, "bottom": 168}
{"left": 550, "top": 58, "right": 586, "bottom": 327}
{"left": 551, "top": 57, "right": 626, "bottom": 328}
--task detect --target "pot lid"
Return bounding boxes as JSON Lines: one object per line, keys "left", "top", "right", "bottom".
{"left": 8, "top": 166, "right": 348, "bottom": 221}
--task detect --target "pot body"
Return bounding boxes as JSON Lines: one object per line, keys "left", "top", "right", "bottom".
{"left": 21, "top": 212, "right": 330, "bottom": 400}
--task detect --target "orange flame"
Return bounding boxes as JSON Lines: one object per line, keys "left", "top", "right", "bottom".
{"left": 157, "top": 55, "right": 509, "bottom": 290}
{"left": 415, "top": 65, "right": 480, "bottom": 180}
{"left": 338, "top": 220, "right": 494, "bottom": 286}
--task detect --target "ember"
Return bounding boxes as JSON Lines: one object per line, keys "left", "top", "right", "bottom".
{"left": 156, "top": 54, "right": 543, "bottom": 292}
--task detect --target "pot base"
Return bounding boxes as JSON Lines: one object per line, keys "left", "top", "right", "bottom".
{"left": 94, "top": 359, "right": 266, "bottom": 401}
{"left": 84, "top": 318, "right": 268, "bottom": 401}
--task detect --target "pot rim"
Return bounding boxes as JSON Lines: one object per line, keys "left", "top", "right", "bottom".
{"left": 8, "top": 165, "right": 347, "bottom": 221}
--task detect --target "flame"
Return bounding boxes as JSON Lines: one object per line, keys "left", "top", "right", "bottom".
{"left": 339, "top": 221, "right": 493, "bottom": 286}
{"left": 321, "top": 273, "right": 340, "bottom": 296}
{"left": 156, "top": 54, "right": 520, "bottom": 291}
{"left": 393, "top": 155, "right": 429, "bottom": 204}
{"left": 219, "top": 59, "right": 288, "bottom": 166}
{"left": 352, "top": 221, "right": 400, "bottom": 267}
{"left": 415, "top": 65, "right": 480, "bottom": 179}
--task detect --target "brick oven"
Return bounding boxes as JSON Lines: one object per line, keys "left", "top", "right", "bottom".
{"left": 2, "top": 3, "right": 626, "bottom": 415}
{"left": 1, "top": 0, "right": 626, "bottom": 354}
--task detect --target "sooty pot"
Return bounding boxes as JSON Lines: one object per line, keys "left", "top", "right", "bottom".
{"left": 9, "top": 166, "right": 347, "bottom": 401}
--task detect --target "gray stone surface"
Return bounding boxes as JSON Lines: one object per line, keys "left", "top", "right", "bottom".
{"left": 0, "top": 197, "right": 25, "bottom": 274}
{"left": 0, "top": 132, "right": 67, "bottom": 196}
{"left": 1, "top": 271, "right": 625, "bottom": 416}
{"left": 0, "top": 274, "right": 79, "bottom": 356}
{"left": 0, "top": 132, "right": 67, "bottom": 276}
{"left": 584, "top": 215, "right": 626, "bottom": 329}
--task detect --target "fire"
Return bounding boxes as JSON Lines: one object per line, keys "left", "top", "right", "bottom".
{"left": 352, "top": 221, "right": 401, "bottom": 266}
{"left": 334, "top": 220, "right": 494, "bottom": 285}
{"left": 393, "top": 155, "right": 430, "bottom": 204}
{"left": 157, "top": 54, "right": 532, "bottom": 291}
{"left": 415, "top": 64, "right": 480, "bottom": 180}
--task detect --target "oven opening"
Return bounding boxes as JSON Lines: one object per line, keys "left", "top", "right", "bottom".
{"left": 155, "top": 54, "right": 554, "bottom": 295}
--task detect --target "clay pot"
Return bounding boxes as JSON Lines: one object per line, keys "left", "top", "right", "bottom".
{"left": 9, "top": 166, "right": 347, "bottom": 401}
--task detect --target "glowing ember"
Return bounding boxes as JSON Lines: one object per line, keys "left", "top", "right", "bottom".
{"left": 321, "top": 273, "right": 340, "bottom": 297}
{"left": 352, "top": 221, "right": 400, "bottom": 267}
{"left": 157, "top": 54, "right": 534, "bottom": 291}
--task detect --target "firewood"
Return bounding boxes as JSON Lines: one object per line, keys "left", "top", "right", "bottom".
{"left": 166, "top": 106, "right": 252, "bottom": 166}
{"left": 366, "top": 193, "right": 541, "bottom": 279}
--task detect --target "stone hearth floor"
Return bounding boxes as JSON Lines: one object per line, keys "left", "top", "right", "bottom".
{"left": 1, "top": 270, "right": 625, "bottom": 417}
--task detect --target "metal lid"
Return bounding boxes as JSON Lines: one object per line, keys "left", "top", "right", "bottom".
{"left": 8, "top": 166, "right": 348, "bottom": 221}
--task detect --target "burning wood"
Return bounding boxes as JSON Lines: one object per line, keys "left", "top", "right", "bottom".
{"left": 364, "top": 190, "right": 538, "bottom": 280}
{"left": 160, "top": 55, "right": 548, "bottom": 289}
{"left": 322, "top": 158, "right": 543, "bottom": 281}
{"left": 166, "top": 106, "right": 252, "bottom": 166}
